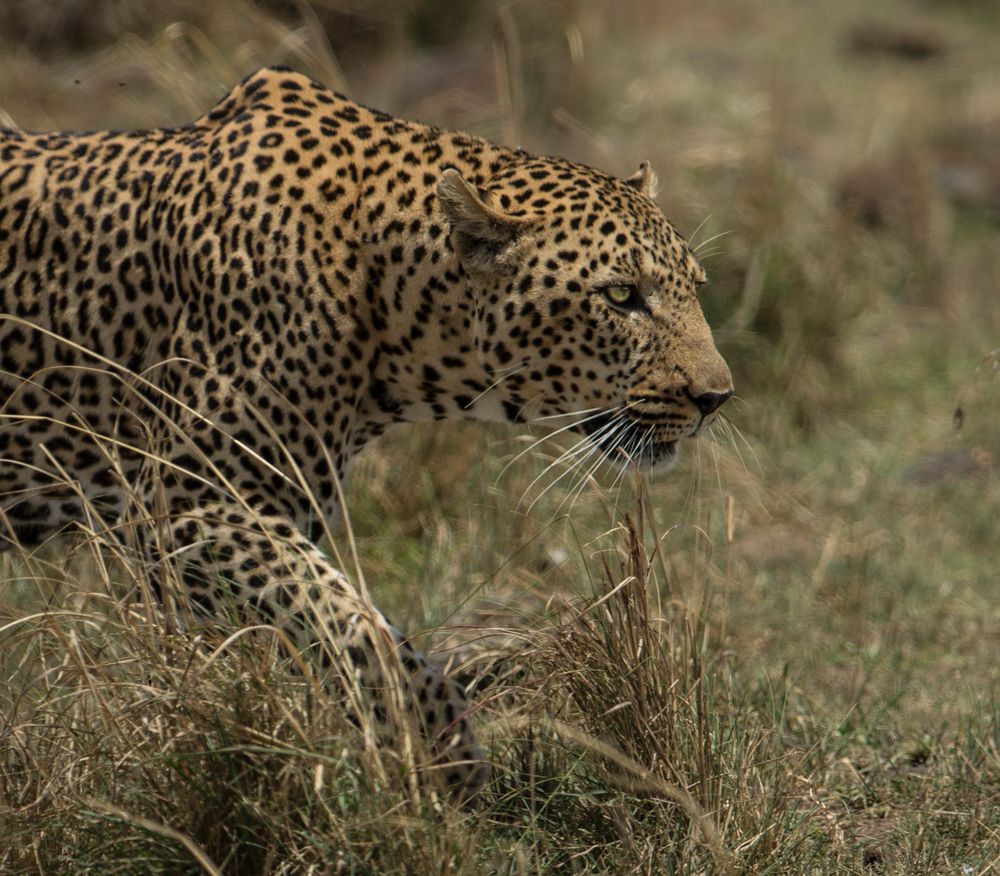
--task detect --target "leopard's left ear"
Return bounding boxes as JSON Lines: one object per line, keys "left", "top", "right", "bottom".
{"left": 625, "top": 161, "right": 659, "bottom": 199}
{"left": 437, "top": 168, "right": 535, "bottom": 273}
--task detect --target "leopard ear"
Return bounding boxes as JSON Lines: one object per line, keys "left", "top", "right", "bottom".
{"left": 625, "top": 160, "right": 659, "bottom": 199}
{"left": 437, "top": 168, "right": 533, "bottom": 273}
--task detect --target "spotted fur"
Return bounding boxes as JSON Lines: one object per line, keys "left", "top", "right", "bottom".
{"left": 0, "top": 67, "right": 732, "bottom": 795}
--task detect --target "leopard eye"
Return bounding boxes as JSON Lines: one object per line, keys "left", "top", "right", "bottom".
{"left": 602, "top": 283, "right": 640, "bottom": 309}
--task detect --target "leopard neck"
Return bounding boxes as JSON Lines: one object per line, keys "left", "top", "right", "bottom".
{"left": 353, "top": 135, "right": 525, "bottom": 431}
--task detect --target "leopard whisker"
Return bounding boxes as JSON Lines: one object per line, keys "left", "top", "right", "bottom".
{"left": 544, "top": 440, "right": 606, "bottom": 515}
{"left": 559, "top": 417, "right": 638, "bottom": 513}
{"left": 520, "top": 410, "right": 632, "bottom": 511}
{"left": 496, "top": 401, "right": 636, "bottom": 485}
{"left": 706, "top": 426, "right": 729, "bottom": 515}
{"left": 464, "top": 360, "right": 530, "bottom": 408}
{"left": 610, "top": 427, "right": 651, "bottom": 493}
{"left": 608, "top": 431, "right": 644, "bottom": 519}
{"left": 693, "top": 228, "right": 732, "bottom": 254}
{"left": 714, "top": 409, "right": 759, "bottom": 473}
{"left": 526, "top": 411, "right": 635, "bottom": 511}
{"left": 692, "top": 247, "right": 724, "bottom": 263}
{"left": 529, "top": 405, "right": 607, "bottom": 423}
{"left": 687, "top": 213, "right": 713, "bottom": 250}
{"left": 519, "top": 427, "right": 605, "bottom": 501}
{"left": 606, "top": 425, "right": 654, "bottom": 517}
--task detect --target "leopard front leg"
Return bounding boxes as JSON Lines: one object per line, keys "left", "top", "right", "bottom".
{"left": 157, "top": 501, "right": 490, "bottom": 797}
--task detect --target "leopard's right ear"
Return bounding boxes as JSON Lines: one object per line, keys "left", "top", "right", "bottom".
{"left": 437, "top": 169, "right": 534, "bottom": 273}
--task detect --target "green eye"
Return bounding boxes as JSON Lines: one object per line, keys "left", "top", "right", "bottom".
{"left": 603, "top": 283, "right": 639, "bottom": 308}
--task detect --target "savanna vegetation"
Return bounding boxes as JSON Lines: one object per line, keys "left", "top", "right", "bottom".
{"left": 0, "top": 1, "right": 997, "bottom": 872}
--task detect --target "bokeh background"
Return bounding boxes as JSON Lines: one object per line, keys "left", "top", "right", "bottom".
{"left": 1, "top": 1, "right": 998, "bottom": 872}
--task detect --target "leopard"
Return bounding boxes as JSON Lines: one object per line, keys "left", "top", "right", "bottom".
{"left": 0, "top": 67, "right": 733, "bottom": 798}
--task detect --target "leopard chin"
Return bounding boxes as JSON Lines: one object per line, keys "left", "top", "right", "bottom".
{"left": 637, "top": 440, "right": 680, "bottom": 473}
{"left": 604, "top": 438, "right": 679, "bottom": 473}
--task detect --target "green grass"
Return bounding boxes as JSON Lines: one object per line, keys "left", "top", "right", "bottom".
{"left": 2, "top": 0, "right": 999, "bottom": 873}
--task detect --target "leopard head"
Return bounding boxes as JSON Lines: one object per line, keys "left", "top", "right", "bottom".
{"left": 438, "top": 158, "right": 732, "bottom": 470}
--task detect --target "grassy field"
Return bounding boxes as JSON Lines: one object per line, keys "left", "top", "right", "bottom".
{"left": 1, "top": 0, "right": 998, "bottom": 872}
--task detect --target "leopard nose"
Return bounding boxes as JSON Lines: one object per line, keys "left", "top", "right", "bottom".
{"left": 687, "top": 389, "right": 733, "bottom": 417}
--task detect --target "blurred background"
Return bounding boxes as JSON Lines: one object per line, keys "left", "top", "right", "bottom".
{"left": 0, "top": 1, "right": 997, "bottom": 870}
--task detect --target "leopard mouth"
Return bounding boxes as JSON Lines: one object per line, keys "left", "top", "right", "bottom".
{"left": 574, "top": 409, "right": 679, "bottom": 471}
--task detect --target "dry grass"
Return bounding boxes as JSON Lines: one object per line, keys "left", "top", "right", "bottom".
{"left": 2, "top": 0, "right": 999, "bottom": 873}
